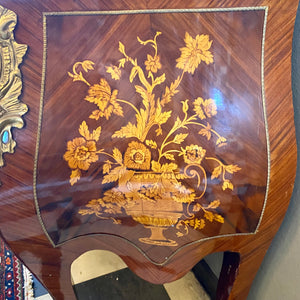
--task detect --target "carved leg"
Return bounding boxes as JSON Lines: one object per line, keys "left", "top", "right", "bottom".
{"left": 216, "top": 249, "right": 267, "bottom": 300}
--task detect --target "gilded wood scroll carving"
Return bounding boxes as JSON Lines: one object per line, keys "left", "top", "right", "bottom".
{"left": 0, "top": 5, "right": 27, "bottom": 167}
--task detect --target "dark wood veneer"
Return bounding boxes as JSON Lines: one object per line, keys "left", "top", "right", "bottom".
{"left": 0, "top": 1, "right": 297, "bottom": 299}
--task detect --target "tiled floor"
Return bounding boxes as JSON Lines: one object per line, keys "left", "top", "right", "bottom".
{"left": 35, "top": 250, "right": 210, "bottom": 299}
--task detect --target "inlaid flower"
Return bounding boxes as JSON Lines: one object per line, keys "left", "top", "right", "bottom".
{"left": 193, "top": 97, "right": 217, "bottom": 120}
{"left": 85, "top": 78, "right": 123, "bottom": 120}
{"left": 176, "top": 32, "right": 214, "bottom": 74}
{"left": 203, "top": 99, "right": 217, "bottom": 117}
{"left": 145, "top": 54, "right": 162, "bottom": 73}
{"left": 103, "top": 189, "right": 126, "bottom": 206}
{"left": 181, "top": 144, "right": 206, "bottom": 165}
{"left": 63, "top": 137, "right": 98, "bottom": 171}
{"left": 124, "top": 141, "right": 151, "bottom": 170}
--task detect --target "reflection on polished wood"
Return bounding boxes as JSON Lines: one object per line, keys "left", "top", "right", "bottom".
{"left": 0, "top": 1, "right": 297, "bottom": 300}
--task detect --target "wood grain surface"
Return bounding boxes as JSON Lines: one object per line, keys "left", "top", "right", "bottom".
{"left": 0, "top": 1, "right": 298, "bottom": 300}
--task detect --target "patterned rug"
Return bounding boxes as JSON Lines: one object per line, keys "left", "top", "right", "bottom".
{"left": 0, "top": 239, "right": 34, "bottom": 300}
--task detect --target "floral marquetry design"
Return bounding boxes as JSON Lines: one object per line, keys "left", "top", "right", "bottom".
{"left": 145, "top": 54, "right": 162, "bottom": 73}
{"left": 176, "top": 32, "right": 214, "bottom": 74}
{"left": 180, "top": 145, "right": 206, "bottom": 165}
{"left": 64, "top": 138, "right": 98, "bottom": 170}
{"left": 124, "top": 141, "right": 151, "bottom": 170}
{"left": 63, "top": 121, "right": 102, "bottom": 185}
{"left": 64, "top": 31, "right": 241, "bottom": 246}
{"left": 85, "top": 79, "right": 123, "bottom": 120}
{"left": 194, "top": 98, "right": 217, "bottom": 120}
{"left": 2, "top": 4, "right": 293, "bottom": 300}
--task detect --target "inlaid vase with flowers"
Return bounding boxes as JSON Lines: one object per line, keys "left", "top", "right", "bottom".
{"left": 64, "top": 30, "right": 241, "bottom": 246}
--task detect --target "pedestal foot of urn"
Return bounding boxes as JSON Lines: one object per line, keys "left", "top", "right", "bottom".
{"left": 139, "top": 226, "right": 178, "bottom": 247}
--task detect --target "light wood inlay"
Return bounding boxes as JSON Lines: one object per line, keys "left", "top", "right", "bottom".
{"left": 0, "top": 1, "right": 297, "bottom": 299}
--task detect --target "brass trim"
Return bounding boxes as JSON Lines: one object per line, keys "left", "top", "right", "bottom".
{"left": 34, "top": 7, "right": 270, "bottom": 258}
{"left": 0, "top": 5, "right": 28, "bottom": 167}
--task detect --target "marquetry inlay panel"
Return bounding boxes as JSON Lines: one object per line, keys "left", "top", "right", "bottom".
{"left": 35, "top": 9, "right": 268, "bottom": 262}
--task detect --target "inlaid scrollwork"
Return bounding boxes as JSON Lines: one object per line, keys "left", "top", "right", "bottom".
{"left": 0, "top": 5, "right": 28, "bottom": 167}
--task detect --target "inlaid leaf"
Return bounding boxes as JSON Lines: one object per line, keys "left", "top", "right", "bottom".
{"left": 211, "top": 165, "right": 222, "bottom": 180}
{"left": 112, "top": 101, "right": 124, "bottom": 117}
{"left": 156, "top": 110, "right": 172, "bottom": 125}
{"left": 119, "top": 58, "right": 126, "bottom": 68}
{"left": 154, "top": 102, "right": 172, "bottom": 125}
{"left": 136, "top": 108, "right": 148, "bottom": 139}
{"left": 222, "top": 180, "right": 233, "bottom": 191}
{"left": 161, "top": 163, "right": 178, "bottom": 172}
{"left": 153, "top": 73, "right": 166, "bottom": 86}
{"left": 146, "top": 140, "right": 157, "bottom": 149}
{"left": 103, "top": 161, "right": 112, "bottom": 174}
{"left": 119, "top": 41, "right": 125, "bottom": 54}
{"left": 70, "top": 169, "right": 81, "bottom": 186}
{"left": 102, "top": 166, "right": 125, "bottom": 184}
{"left": 195, "top": 218, "right": 205, "bottom": 230}
{"left": 207, "top": 200, "right": 220, "bottom": 209}
{"left": 161, "top": 76, "right": 180, "bottom": 106}
{"left": 91, "top": 126, "right": 101, "bottom": 141}
{"left": 192, "top": 203, "right": 201, "bottom": 212}
{"left": 112, "top": 122, "right": 138, "bottom": 138}
{"left": 188, "top": 218, "right": 205, "bottom": 230}
{"left": 198, "top": 122, "right": 212, "bottom": 140}
{"left": 135, "top": 85, "right": 148, "bottom": 105}
{"left": 204, "top": 211, "right": 214, "bottom": 222}
{"left": 135, "top": 85, "right": 152, "bottom": 112}
{"left": 214, "top": 214, "right": 224, "bottom": 223}
{"left": 113, "top": 148, "right": 123, "bottom": 164}
{"left": 79, "top": 121, "right": 90, "bottom": 140}
{"left": 176, "top": 232, "right": 184, "bottom": 237}
{"left": 173, "top": 133, "right": 189, "bottom": 144}
{"left": 82, "top": 60, "right": 95, "bottom": 72}
{"left": 85, "top": 78, "right": 111, "bottom": 106}
{"left": 174, "top": 117, "right": 182, "bottom": 128}
{"left": 78, "top": 208, "right": 94, "bottom": 216}
{"left": 106, "top": 65, "right": 121, "bottom": 80}
{"left": 151, "top": 161, "right": 161, "bottom": 172}
{"left": 155, "top": 127, "right": 163, "bottom": 136}
{"left": 103, "top": 105, "right": 113, "bottom": 120}
{"left": 225, "top": 164, "right": 241, "bottom": 174}
{"left": 216, "top": 137, "right": 227, "bottom": 147}
{"left": 129, "top": 66, "right": 139, "bottom": 82}
{"left": 89, "top": 110, "right": 102, "bottom": 120}
{"left": 164, "top": 153, "right": 175, "bottom": 161}
{"left": 161, "top": 86, "right": 171, "bottom": 106}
